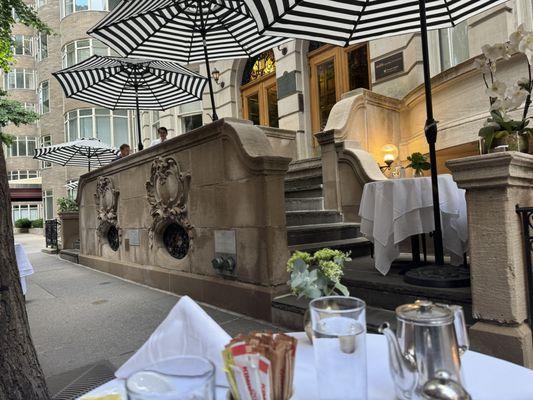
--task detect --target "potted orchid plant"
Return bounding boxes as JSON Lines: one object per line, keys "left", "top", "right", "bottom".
{"left": 475, "top": 25, "right": 532, "bottom": 153}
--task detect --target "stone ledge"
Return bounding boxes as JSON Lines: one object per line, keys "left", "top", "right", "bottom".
{"left": 447, "top": 152, "right": 533, "bottom": 189}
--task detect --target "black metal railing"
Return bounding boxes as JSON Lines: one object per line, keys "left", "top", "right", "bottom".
{"left": 516, "top": 205, "right": 533, "bottom": 338}
{"left": 45, "top": 219, "right": 60, "bottom": 249}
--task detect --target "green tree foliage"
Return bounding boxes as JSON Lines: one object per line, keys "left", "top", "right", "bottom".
{"left": 0, "top": 0, "right": 51, "bottom": 71}
{"left": 0, "top": 89, "right": 39, "bottom": 145}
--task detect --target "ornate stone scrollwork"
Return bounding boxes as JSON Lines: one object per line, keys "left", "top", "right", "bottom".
{"left": 146, "top": 157, "right": 193, "bottom": 254}
{"left": 94, "top": 176, "right": 120, "bottom": 250}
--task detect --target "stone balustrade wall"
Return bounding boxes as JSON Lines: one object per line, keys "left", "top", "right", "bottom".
{"left": 77, "top": 119, "right": 294, "bottom": 320}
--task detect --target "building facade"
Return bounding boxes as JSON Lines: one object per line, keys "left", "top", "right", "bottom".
{"left": 2, "top": 0, "right": 532, "bottom": 223}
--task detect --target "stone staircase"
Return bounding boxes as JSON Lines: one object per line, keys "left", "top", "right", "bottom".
{"left": 284, "top": 158, "right": 371, "bottom": 256}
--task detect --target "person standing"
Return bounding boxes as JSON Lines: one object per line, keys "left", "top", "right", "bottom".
{"left": 150, "top": 127, "right": 168, "bottom": 147}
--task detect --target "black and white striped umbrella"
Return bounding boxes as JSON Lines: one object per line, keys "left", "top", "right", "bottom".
{"left": 53, "top": 55, "right": 207, "bottom": 151}
{"left": 33, "top": 138, "right": 119, "bottom": 172}
{"left": 244, "top": 0, "right": 507, "bottom": 46}
{"left": 243, "top": 0, "right": 506, "bottom": 279}
{"left": 88, "top": 0, "right": 289, "bottom": 120}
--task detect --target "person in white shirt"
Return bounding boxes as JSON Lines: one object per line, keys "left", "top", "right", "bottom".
{"left": 150, "top": 127, "right": 168, "bottom": 147}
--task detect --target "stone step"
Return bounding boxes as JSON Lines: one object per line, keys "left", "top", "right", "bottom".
{"left": 287, "top": 157, "right": 322, "bottom": 174}
{"left": 341, "top": 256, "right": 474, "bottom": 325}
{"left": 271, "top": 294, "right": 397, "bottom": 334}
{"left": 284, "top": 183, "right": 323, "bottom": 198}
{"left": 286, "top": 210, "right": 343, "bottom": 226}
{"left": 288, "top": 237, "right": 372, "bottom": 258}
{"left": 285, "top": 197, "right": 324, "bottom": 211}
{"left": 287, "top": 222, "right": 361, "bottom": 246}
{"left": 284, "top": 174, "right": 323, "bottom": 191}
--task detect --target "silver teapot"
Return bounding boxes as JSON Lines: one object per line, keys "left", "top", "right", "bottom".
{"left": 379, "top": 300, "right": 469, "bottom": 400}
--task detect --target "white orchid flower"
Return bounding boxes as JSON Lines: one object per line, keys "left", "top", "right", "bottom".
{"left": 508, "top": 24, "right": 526, "bottom": 53}
{"left": 486, "top": 81, "right": 507, "bottom": 98}
{"left": 482, "top": 43, "right": 508, "bottom": 61}
{"left": 473, "top": 57, "right": 491, "bottom": 74}
{"left": 504, "top": 85, "right": 528, "bottom": 108}
{"left": 519, "top": 32, "right": 533, "bottom": 64}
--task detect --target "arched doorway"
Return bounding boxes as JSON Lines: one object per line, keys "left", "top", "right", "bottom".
{"left": 308, "top": 42, "right": 371, "bottom": 133}
{"left": 241, "top": 50, "right": 279, "bottom": 128}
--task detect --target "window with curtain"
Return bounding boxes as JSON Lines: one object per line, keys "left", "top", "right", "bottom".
{"left": 6, "top": 136, "right": 38, "bottom": 157}
{"left": 40, "top": 136, "right": 52, "bottom": 168}
{"left": 8, "top": 170, "right": 40, "bottom": 180}
{"left": 12, "top": 204, "right": 41, "bottom": 222}
{"left": 62, "top": 0, "right": 112, "bottom": 18}
{"left": 62, "top": 39, "right": 117, "bottom": 67}
{"left": 439, "top": 21, "right": 469, "bottom": 71}
{"left": 13, "top": 35, "right": 33, "bottom": 56}
{"left": 39, "top": 80, "right": 50, "bottom": 114}
{"left": 64, "top": 108, "right": 131, "bottom": 147}
{"left": 4, "top": 69, "right": 35, "bottom": 90}
{"left": 36, "top": 33, "right": 48, "bottom": 61}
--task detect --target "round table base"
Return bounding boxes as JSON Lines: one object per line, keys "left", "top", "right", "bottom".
{"left": 404, "top": 265, "right": 471, "bottom": 288}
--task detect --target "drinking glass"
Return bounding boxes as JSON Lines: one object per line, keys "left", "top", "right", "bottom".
{"left": 126, "top": 356, "right": 215, "bottom": 400}
{"left": 310, "top": 296, "right": 367, "bottom": 400}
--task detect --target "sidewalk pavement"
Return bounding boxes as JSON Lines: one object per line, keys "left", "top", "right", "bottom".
{"left": 15, "top": 234, "right": 284, "bottom": 396}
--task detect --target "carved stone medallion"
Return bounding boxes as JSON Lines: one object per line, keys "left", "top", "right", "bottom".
{"left": 146, "top": 157, "right": 193, "bottom": 252}
{"left": 94, "top": 176, "right": 120, "bottom": 250}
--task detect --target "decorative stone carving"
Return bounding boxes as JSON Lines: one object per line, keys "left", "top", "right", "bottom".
{"left": 94, "top": 176, "right": 120, "bottom": 247}
{"left": 146, "top": 157, "right": 193, "bottom": 251}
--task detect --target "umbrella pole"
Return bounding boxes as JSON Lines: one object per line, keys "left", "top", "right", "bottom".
{"left": 198, "top": 4, "right": 218, "bottom": 121}
{"left": 417, "top": 0, "right": 444, "bottom": 266}
{"left": 134, "top": 83, "right": 144, "bottom": 151}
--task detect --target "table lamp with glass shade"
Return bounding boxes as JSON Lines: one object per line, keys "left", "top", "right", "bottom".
{"left": 381, "top": 144, "right": 399, "bottom": 170}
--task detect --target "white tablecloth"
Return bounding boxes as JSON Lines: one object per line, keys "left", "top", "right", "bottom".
{"left": 359, "top": 174, "right": 468, "bottom": 275}
{"left": 83, "top": 332, "right": 533, "bottom": 400}
{"left": 15, "top": 243, "right": 34, "bottom": 295}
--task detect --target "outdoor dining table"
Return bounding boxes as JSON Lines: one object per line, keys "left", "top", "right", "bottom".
{"left": 15, "top": 243, "right": 34, "bottom": 295}
{"left": 359, "top": 174, "right": 468, "bottom": 275}
{"left": 83, "top": 331, "right": 533, "bottom": 399}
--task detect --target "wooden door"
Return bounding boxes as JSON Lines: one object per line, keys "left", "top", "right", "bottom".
{"left": 242, "top": 74, "right": 278, "bottom": 127}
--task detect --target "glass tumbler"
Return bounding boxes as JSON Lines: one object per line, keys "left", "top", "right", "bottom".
{"left": 310, "top": 296, "right": 367, "bottom": 400}
{"left": 126, "top": 356, "right": 215, "bottom": 400}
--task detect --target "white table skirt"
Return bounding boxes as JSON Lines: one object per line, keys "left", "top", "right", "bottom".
{"left": 82, "top": 332, "right": 533, "bottom": 400}
{"left": 359, "top": 174, "right": 468, "bottom": 275}
{"left": 15, "top": 243, "right": 34, "bottom": 295}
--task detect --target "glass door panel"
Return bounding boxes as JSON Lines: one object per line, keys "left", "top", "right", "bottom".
{"left": 265, "top": 82, "right": 279, "bottom": 128}
{"left": 316, "top": 59, "right": 336, "bottom": 131}
{"left": 347, "top": 45, "right": 370, "bottom": 91}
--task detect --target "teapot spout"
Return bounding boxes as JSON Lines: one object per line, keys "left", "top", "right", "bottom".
{"left": 379, "top": 322, "right": 418, "bottom": 400}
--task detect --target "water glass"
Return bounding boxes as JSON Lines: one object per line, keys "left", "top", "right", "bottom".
{"left": 310, "top": 296, "right": 367, "bottom": 400}
{"left": 126, "top": 356, "right": 215, "bottom": 400}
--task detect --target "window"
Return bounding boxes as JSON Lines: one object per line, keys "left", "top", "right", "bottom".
{"left": 24, "top": 102, "right": 36, "bottom": 112}
{"left": 40, "top": 135, "right": 52, "bottom": 168}
{"left": 439, "top": 21, "right": 469, "bottom": 71}
{"left": 13, "top": 35, "right": 33, "bottom": 56}
{"left": 64, "top": 108, "right": 130, "bottom": 147}
{"left": 177, "top": 101, "right": 203, "bottom": 134}
{"left": 39, "top": 80, "right": 50, "bottom": 114}
{"left": 6, "top": 136, "right": 38, "bottom": 157}
{"left": 4, "top": 69, "right": 35, "bottom": 90}
{"left": 43, "top": 190, "right": 54, "bottom": 220}
{"left": 62, "top": 39, "right": 117, "bottom": 67}
{"left": 12, "top": 204, "right": 42, "bottom": 222}
{"left": 150, "top": 111, "right": 161, "bottom": 138}
{"left": 36, "top": 0, "right": 46, "bottom": 8}
{"left": 36, "top": 33, "right": 48, "bottom": 61}
{"left": 67, "top": 180, "right": 78, "bottom": 200}
{"left": 8, "top": 170, "right": 40, "bottom": 180}
{"left": 11, "top": 8, "right": 19, "bottom": 21}
{"left": 61, "top": 0, "right": 113, "bottom": 18}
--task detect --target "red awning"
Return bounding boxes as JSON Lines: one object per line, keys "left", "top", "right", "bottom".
{"left": 10, "top": 188, "right": 42, "bottom": 201}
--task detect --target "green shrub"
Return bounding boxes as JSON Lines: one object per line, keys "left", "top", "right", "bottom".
{"left": 31, "top": 218, "right": 43, "bottom": 228}
{"left": 57, "top": 197, "right": 78, "bottom": 213}
{"left": 15, "top": 218, "right": 32, "bottom": 229}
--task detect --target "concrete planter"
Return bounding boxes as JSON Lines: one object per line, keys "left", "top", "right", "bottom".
{"left": 58, "top": 211, "right": 80, "bottom": 250}
{"left": 29, "top": 228, "right": 44, "bottom": 236}
{"left": 14, "top": 228, "right": 29, "bottom": 234}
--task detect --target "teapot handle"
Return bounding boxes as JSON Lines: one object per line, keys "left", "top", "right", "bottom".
{"left": 449, "top": 305, "right": 469, "bottom": 355}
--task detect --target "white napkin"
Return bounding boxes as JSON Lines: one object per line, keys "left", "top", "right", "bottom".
{"left": 115, "top": 296, "right": 231, "bottom": 386}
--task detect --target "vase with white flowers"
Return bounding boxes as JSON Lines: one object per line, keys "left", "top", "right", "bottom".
{"left": 286, "top": 248, "right": 351, "bottom": 342}
{"left": 474, "top": 25, "right": 532, "bottom": 153}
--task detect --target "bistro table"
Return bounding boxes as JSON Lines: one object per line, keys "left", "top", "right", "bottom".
{"left": 359, "top": 174, "right": 468, "bottom": 275}
{"left": 15, "top": 243, "right": 34, "bottom": 295}
{"left": 82, "top": 332, "right": 533, "bottom": 399}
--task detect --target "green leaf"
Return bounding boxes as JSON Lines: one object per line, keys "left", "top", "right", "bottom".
{"left": 494, "top": 131, "right": 509, "bottom": 139}
{"left": 293, "top": 258, "right": 307, "bottom": 274}
{"left": 334, "top": 282, "right": 350, "bottom": 297}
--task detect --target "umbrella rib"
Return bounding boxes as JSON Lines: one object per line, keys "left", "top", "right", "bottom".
{"left": 62, "top": 146, "right": 82, "bottom": 166}
{"left": 111, "top": 66, "right": 135, "bottom": 110}
{"left": 442, "top": 0, "right": 455, "bottom": 27}
{"left": 213, "top": 11, "right": 253, "bottom": 57}
{"left": 139, "top": 73, "right": 169, "bottom": 111}
{"left": 346, "top": 1, "right": 369, "bottom": 46}
{"left": 148, "top": 67, "right": 205, "bottom": 100}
